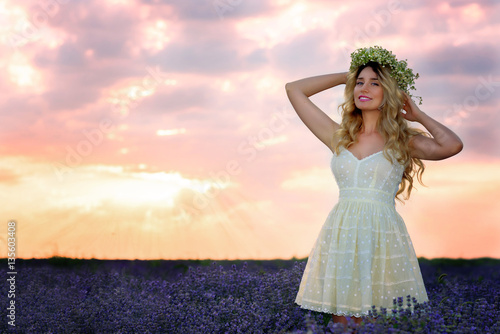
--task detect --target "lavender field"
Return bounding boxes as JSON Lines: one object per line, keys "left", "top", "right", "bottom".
{"left": 1, "top": 257, "right": 499, "bottom": 333}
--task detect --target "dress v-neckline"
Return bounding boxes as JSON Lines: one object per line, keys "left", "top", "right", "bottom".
{"left": 345, "top": 149, "right": 383, "bottom": 162}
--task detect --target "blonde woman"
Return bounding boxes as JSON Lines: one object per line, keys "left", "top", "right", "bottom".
{"left": 285, "top": 46, "right": 463, "bottom": 326}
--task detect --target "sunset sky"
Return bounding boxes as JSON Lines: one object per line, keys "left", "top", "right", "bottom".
{"left": 0, "top": 0, "right": 499, "bottom": 260}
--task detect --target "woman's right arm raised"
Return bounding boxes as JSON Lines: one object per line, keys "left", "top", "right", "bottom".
{"left": 285, "top": 72, "right": 347, "bottom": 149}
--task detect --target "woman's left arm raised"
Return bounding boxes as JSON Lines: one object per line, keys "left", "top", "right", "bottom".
{"left": 402, "top": 92, "right": 464, "bottom": 160}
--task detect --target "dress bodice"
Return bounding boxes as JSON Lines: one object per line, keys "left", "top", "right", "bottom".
{"left": 331, "top": 148, "right": 405, "bottom": 206}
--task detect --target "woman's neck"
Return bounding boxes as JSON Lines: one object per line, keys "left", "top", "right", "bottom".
{"left": 360, "top": 109, "right": 381, "bottom": 134}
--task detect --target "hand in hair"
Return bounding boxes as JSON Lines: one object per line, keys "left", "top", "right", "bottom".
{"left": 401, "top": 92, "right": 424, "bottom": 122}
{"left": 403, "top": 92, "right": 464, "bottom": 160}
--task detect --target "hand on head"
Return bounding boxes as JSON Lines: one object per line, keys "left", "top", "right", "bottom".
{"left": 401, "top": 92, "right": 423, "bottom": 122}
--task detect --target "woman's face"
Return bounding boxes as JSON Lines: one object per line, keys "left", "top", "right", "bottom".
{"left": 353, "top": 66, "right": 384, "bottom": 111}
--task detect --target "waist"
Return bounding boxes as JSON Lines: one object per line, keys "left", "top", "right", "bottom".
{"left": 339, "top": 187, "right": 395, "bottom": 206}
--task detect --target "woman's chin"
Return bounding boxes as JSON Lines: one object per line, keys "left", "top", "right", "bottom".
{"left": 356, "top": 105, "right": 380, "bottom": 112}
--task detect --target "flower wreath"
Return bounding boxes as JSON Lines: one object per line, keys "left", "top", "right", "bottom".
{"left": 349, "top": 46, "right": 421, "bottom": 104}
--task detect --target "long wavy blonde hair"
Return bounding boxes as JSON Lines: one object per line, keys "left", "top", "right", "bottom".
{"left": 334, "top": 62, "right": 426, "bottom": 201}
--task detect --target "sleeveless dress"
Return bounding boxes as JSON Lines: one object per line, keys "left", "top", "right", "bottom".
{"left": 295, "top": 148, "right": 428, "bottom": 317}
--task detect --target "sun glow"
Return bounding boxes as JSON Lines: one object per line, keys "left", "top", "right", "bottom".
{"left": 1, "top": 158, "right": 234, "bottom": 215}
{"left": 7, "top": 53, "right": 41, "bottom": 88}
{"left": 49, "top": 165, "right": 233, "bottom": 209}
{"left": 0, "top": 3, "right": 33, "bottom": 48}
{"left": 157, "top": 128, "right": 187, "bottom": 136}
{"left": 461, "top": 3, "right": 484, "bottom": 23}
{"left": 141, "top": 19, "right": 172, "bottom": 51}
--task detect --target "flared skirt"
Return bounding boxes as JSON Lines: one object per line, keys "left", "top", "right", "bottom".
{"left": 295, "top": 200, "right": 428, "bottom": 317}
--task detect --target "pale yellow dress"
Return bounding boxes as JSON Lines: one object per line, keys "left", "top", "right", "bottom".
{"left": 295, "top": 148, "right": 428, "bottom": 317}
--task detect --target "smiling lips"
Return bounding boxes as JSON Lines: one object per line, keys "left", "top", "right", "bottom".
{"left": 358, "top": 95, "right": 371, "bottom": 102}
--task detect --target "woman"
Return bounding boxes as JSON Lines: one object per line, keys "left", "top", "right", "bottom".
{"left": 285, "top": 46, "right": 463, "bottom": 326}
